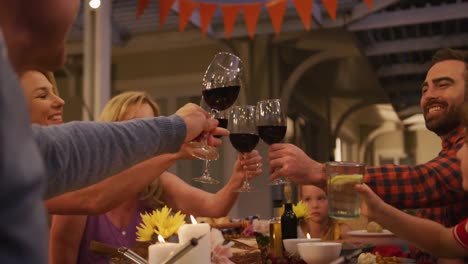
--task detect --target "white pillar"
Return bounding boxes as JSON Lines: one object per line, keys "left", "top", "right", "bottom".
{"left": 83, "top": 0, "right": 112, "bottom": 121}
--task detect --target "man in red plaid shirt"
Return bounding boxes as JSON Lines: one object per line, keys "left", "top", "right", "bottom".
{"left": 268, "top": 48, "right": 468, "bottom": 263}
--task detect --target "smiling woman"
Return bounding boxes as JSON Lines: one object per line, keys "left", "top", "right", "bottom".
{"left": 19, "top": 70, "right": 65, "bottom": 125}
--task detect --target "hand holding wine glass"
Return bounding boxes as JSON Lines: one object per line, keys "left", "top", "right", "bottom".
{"left": 256, "top": 99, "right": 288, "bottom": 185}
{"left": 231, "top": 150, "right": 263, "bottom": 188}
{"left": 175, "top": 103, "right": 219, "bottom": 143}
{"left": 228, "top": 105, "right": 259, "bottom": 192}
{"left": 192, "top": 98, "right": 229, "bottom": 184}
{"left": 189, "top": 52, "right": 242, "bottom": 161}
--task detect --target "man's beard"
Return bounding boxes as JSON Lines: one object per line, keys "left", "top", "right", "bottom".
{"left": 424, "top": 104, "right": 461, "bottom": 136}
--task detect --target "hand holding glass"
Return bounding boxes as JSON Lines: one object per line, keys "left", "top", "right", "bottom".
{"left": 256, "top": 99, "right": 288, "bottom": 185}
{"left": 188, "top": 52, "right": 242, "bottom": 161}
{"left": 326, "top": 161, "right": 365, "bottom": 219}
{"left": 229, "top": 105, "right": 259, "bottom": 192}
{"left": 192, "top": 98, "right": 228, "bottom": 184}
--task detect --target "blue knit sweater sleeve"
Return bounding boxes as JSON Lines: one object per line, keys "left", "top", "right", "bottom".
{"left": 32, "top": 115, "right": 186, "bottom": 198}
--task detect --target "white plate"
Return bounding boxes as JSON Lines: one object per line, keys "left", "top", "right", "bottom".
{"left": 347, "top": 229, "right": 395, "bottom": 236}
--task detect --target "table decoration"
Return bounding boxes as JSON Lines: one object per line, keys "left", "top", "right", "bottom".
{"left": 136, "top": 206, "right": 186, "bottom": 242}
{"left": 210, "top": 228, "right": 234, "bottom": 264}
{"left": 178, "top": 215, "right": 211, "bottom": 264}
{"left": 278, "top": 200, "right": 311, "bottom": 223}
{"left": 148, "top": 235, "right": 180, "bottom": 264}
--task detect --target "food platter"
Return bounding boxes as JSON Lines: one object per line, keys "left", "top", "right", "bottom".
{"left": 347, "top": 230, "right": 395, "bottom": 237}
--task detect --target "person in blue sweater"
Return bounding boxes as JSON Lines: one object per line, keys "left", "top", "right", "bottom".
{"left": 0, "top": 1, "right": 223, "bottom": 263}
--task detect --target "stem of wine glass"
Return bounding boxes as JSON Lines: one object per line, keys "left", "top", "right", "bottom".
{"left": 235, "top": 153, "right": 254, "bottom": 192}
{"left": 204, "top": 109, "right": 218, "bottom": 143}
{"left": 202, "top": 160, "right": 210, "bottom": 178}
{"left": 269, "top": 168, "right": 289, "bottom": 185}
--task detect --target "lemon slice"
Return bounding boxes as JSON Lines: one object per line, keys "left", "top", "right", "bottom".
{"left": 330, "top": 174, "right": 363, "bottom": 185}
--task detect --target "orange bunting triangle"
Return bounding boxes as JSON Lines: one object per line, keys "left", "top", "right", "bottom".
{"left": 292, "top": 0, "right": 313, "bottom": 31}
{"left": 221, "top": 5, "right": 242, "bottom": 38}
{"left": 266, "top": 0, "right": 287, "bottom": 35}
{"left": 199, "top": 3, "right": 218, "bottom": 36}
{"left": 321, "top": 0, "right": 338, "bottom": 20}
{"left": 159, "top": 0, "right": 175, "bottom": 27}
{"left": 137, "top": 0, "right": 150, "bottom": 18}
{"left": 363, "top": 0, "right": 373, "bottom": 9}
{"left": 179, "top": 0, "right": 197, "bottom": 32}
{"left": 241, "top": 3, "right": 263, "bottom": 39}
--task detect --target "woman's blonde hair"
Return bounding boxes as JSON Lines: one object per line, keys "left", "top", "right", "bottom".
{"left": 99, "top": 91, "right": 160, "bottom": 122}
{"left": 43, "top": 71, "right": 59, "bottom": 96}
{"left": 20, "top": 70, "right": 59, "bottom": 95}
{"left": 99, "top": 91, "right": 163, "bottom": 207}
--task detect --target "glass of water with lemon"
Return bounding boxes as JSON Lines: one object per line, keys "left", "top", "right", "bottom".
{"left": 326, "top": 162, "right": 365, "bottom": 219}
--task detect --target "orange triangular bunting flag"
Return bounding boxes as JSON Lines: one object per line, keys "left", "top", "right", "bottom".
{"left": 241, "top": 3, "right": 263, "bottom": 39}
{"left": 137, "top": 0, "right": 150, "bottom": 18}
{"left": 321, "top": 0, "right": 338, "bottom": 20}
{"left": 266, "top": 0, "right": 287, "bottom": 35}
{"left": 179, "top": 0, "right": 197, "bottom": 32}
{"left": 199, "top": 3, "right": 218, "bottom": 36}
{"left": 364, "top": 0, "right": 372, "bottom": 9}
{"left": 292, "top": 0, "right": 313, "bottom": 31}
{"left": 159, "top": 0, "right": 175, "bottom": 27}
{"left": 221, "top": 5, "right": 241, "bottom": 38}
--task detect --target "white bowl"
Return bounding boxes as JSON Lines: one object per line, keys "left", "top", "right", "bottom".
{"left": 283, "top": 238, "right": 320, "bottom": 255}
{"left": 297, "top": 242, "right": 342, "bottom": 264}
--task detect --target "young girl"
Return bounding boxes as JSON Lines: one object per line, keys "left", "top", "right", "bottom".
{"left": 355, "top": 104, "right": 468, "bottom": 258}
{"left": 299, "top": 184, "right": 351, "bottom": 240}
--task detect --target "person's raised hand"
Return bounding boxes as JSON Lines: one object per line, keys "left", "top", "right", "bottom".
{"left": 268, "top": 143, "right": 323, "bottom": 185}
{"left": 175, "top": 103, "right": 218, "bottom": 143}
{"left": 207, "top": 127, "right": 229, "bottom": 147}
{"left": 231, "top": 150, "right": 263, "bottom": 186}
{"left": 240, "top": 150, "right": 263, "bottom": 179}
{"left": 354, "top": 183, "right": 384, "bottom": 219}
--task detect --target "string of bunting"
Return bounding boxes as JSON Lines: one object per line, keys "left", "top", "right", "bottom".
{"left": 137, "top": 0, "right": 373, "bottom": 38}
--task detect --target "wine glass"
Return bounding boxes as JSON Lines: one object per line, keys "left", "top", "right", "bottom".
{"left": 189, "top": 52, "right": 242, "bottom": 161}
{"left": 256, "top": 99, "right": 288, "bottom": 185}
{"left": 229, "top": 105, "right": 259, "bottom": 192}
{"left": 192, "top": 98, "right": 228, "bottom": 184}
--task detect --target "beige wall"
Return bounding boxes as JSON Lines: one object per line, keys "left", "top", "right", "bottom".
{"left": 370, "top": 128, "right": 441, "bottom": 166}
{"left": 414, "top": 130, "right": 440, "bottom": 163}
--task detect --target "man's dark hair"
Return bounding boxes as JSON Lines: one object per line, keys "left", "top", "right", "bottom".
{"left": 431, "top": 48, "right": 468, "bottom": 93}
{"left": 432, "top": 48, "right": 468, "bottom": 65}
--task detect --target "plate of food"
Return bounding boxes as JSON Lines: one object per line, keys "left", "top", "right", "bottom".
{"left": 347, "top": 229, "right": 395, "bottom": 236}
{"left": 346, "top": 222, "right": 408, "bottom": 249}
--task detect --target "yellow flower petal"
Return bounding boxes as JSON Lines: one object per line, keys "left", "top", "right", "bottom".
{"left": 136, "top": 206, "right": 187, "bottom": 242}
{"left": 277, "top": 201, "right": 311, "bottom": 220}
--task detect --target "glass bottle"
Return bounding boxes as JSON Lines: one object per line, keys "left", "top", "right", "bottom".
{"left": 281, "top": 184, "right": 297, "bottom": 240}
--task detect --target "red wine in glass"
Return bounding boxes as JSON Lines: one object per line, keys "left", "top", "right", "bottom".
{"left": 189, "top": 52, "right": 242, "bottom": 161}
{"left": 214, "top": 118, "right": 228, "bottom": 138}
{"left": 216, "top": 118, "right": 228, "bottom": 129}
{"left": 258, "top": 125, "right": 287, "bottom": 145}
{"left": 228, "top": 105, "right": 258, "bottom": 192}
{"left": 256, "top": 99, "right": 288, "bottom": 185}
{"left": 229, "top": 133, "right": 259, "bottom": 153}
{"left": 202, "top": 85, "right": 240, "bottom": 111}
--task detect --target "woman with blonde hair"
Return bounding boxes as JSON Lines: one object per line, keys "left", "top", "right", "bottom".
{"left": 47, "top": 91, "right": 263, "bottom": 264}
{"left": 20, "top": 70, "right": 64, "bottom": 126}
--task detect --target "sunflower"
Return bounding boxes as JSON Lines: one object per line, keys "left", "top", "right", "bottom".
{"left": 136, "top": 206, "right": 186, "bottom": 242}
{"left": 293, "top": 200, "right": 311, "bottom": 220}
{"left": 278, "top": 200, "right": 311, "bottom": 220}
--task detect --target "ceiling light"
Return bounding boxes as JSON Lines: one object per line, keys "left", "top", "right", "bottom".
{"left": 89, "top": 0, "right": 101, "bottom": 9}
